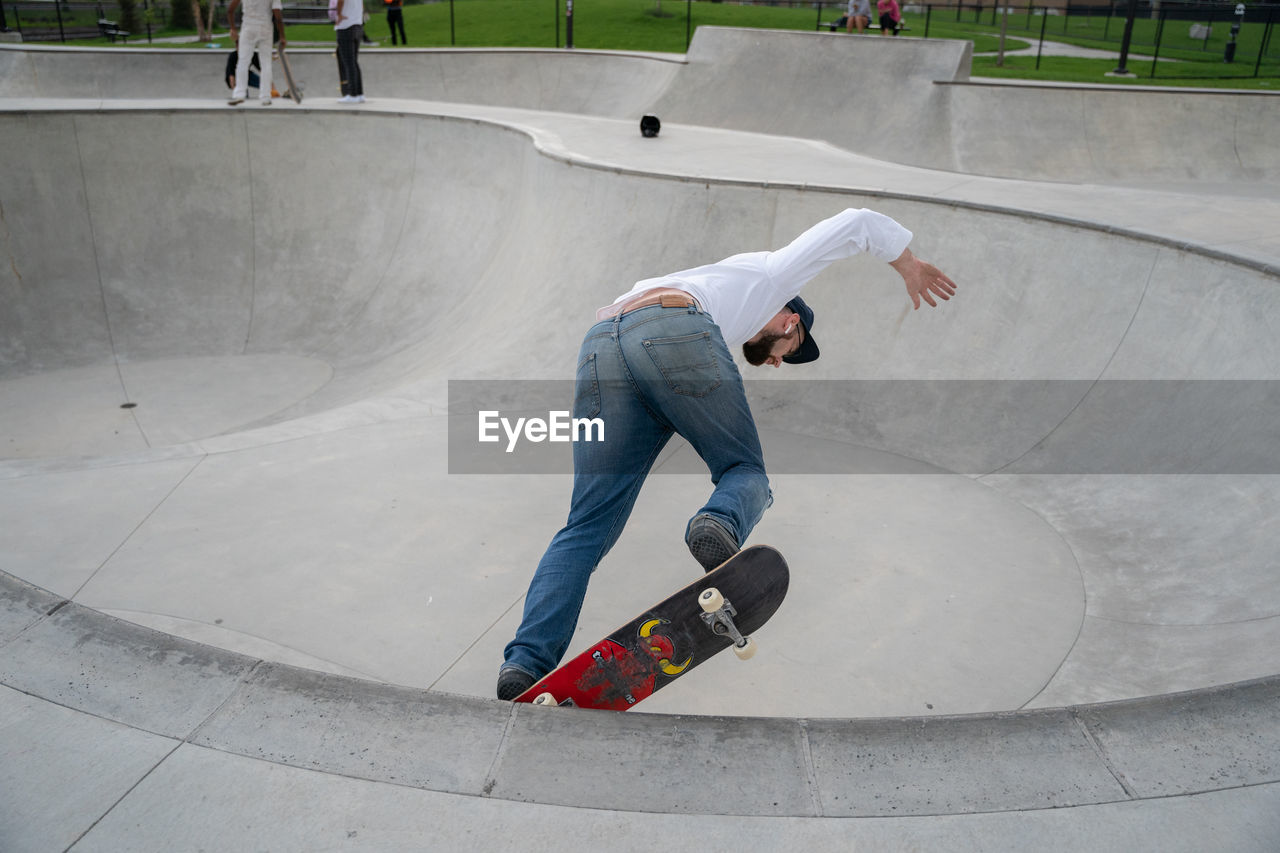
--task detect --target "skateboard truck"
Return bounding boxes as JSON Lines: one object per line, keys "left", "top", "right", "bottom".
{"left": 534, "top": 650, "right": 634, "bottom": 707}
{"left": 698, "top": 587, "right": 757, "bottom": 660}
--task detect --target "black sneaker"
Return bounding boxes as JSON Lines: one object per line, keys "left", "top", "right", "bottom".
{"left": 686, "top": 514, "right": 739, "bottom": 573}
{"left": 496, "top": 667, "right": 536, "bottom": 701}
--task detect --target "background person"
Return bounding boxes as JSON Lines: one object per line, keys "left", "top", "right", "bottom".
{"left": 877, "top": 0, "right": 902, "bottom": 35}
{"left": 386, "top": 0, "right": 407, "bottom": 45}
{"left": 334, "top": 0, "right": 366, "bottom": 103}
{"left": 224, "top": 48, "right": 276, "bottom": 99}
{"left": 227, "top": 0, "right": 285, "bottom": 105}
{"left": 846, "top": 0, "right": 872, "bottom": 34}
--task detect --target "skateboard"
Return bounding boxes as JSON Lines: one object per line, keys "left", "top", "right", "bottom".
{"left": 278, "top": 47, "right": 303, "bottom": 103}
{"left": 515, "top": 545, "right": 789, "bottom": 710}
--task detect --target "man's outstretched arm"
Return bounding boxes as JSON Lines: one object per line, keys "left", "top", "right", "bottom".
{"left": 889, "top": 247, "right": 957, "bottom": 309}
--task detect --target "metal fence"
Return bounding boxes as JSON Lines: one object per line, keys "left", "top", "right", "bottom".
{"left": 815, "top": 0, "right": 1278, "bottom": 78}
{"left": 0, "top": 0, "right": 334, "bottom": 42}
{"left": 824, "top": 0, "right": 1274, "bottom": 77}
{"left": 1, "top": 1, "right": 175, "bottom": 42}
{"left": 4, "top": 0, "right": 1276, "bottom": 80}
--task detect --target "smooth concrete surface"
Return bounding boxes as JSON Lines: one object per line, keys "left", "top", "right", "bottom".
{"left": 1, "top": 27, "right": 1278, "bottom": 850}
{"left": 2, "top": 578, "right": 1279, "bottom": 849}
{"left": 0, "top": 42, "right": 683, "bottom": 116}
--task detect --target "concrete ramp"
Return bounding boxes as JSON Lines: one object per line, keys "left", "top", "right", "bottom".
{"left": 653, "top": 27, "right": 972, "bottom": 172}
{"left": 944, "top": 79, "right": 1280, "bottom": 182}
{"left": 0, "top": 42, "right": 681, "bottom": 116}
{"left": 3, "top": 32, "right": 1278, "bottom": 183}
{"left": 659, "top": 27, "right": 1280, "bottom": 183}
{"left": 1, "top": 104, "right": 1278, "bottom": 717}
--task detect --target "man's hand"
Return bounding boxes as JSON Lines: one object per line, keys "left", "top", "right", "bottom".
{"left": 889, "top": 247, "right": 957, "bottom": 310}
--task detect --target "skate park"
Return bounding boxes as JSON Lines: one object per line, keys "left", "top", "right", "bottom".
{"left": 1, "top": 26, "right": 1279, "bottom": 849}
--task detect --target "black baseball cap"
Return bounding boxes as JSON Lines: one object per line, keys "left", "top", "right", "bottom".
{"left": 782, "top": 296, "right": 820, "bottom": 364}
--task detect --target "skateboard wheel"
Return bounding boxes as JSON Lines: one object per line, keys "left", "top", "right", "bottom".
{"left": 699, "top": 587, "right": 724, "bottom": 613}
{"left": 532, "top": 692, "right": 557, "bottom": 706}
{"left": 733, "top": 637, "right": 757, "bottom": 660}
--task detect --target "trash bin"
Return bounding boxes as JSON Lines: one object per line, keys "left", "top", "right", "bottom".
{"left": 1225, "top": 3, "right": 1245, "bottom": 63}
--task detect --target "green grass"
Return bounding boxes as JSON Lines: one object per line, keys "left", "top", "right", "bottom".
{"left": 282, "top": 0, "right": 826, "bottom": 51}
{"left": 916, "top": 6, "right": 1279, "bottom": 86}
{"left": 274, "top": 1, "right": 1037, "bottom": 53}
{"left": 58, "top": 0, "right": 1279, "bottom": 88}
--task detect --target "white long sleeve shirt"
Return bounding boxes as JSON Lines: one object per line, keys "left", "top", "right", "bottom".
{"left": 597, "top": 208, "right": 912, "bottom": 348}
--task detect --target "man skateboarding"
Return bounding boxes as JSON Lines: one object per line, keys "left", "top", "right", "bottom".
{"left": 497, "top": 207, "right": 957, "bottom": 700}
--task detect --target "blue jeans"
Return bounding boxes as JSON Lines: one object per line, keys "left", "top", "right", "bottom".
{"left": 502, "top": 303, "right": 772, "bottom": 679}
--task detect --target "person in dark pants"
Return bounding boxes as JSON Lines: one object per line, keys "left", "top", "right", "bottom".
{"left": 386, "top": 0, "right": 406, "bottom": 45}
{"left": 225, "top": 49, "right": 263, "bottom": 94}
{"left": 334, "top": 0, "right": 365, "bottom": 103}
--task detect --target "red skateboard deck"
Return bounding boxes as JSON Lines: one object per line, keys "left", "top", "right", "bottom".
{"left": 514, "top": 545, "right": 789, "bottom": 710}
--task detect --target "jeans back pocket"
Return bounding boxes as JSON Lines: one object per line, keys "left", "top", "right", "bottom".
{"left": 643, "top": 332, "right": 722, "bottom": 397}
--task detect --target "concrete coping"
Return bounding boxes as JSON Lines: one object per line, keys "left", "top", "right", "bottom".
{"left": 3, "top": 569, "right": 1277, "bottom": 818}
{"left": 0, "top": 42, "right": 689, "bottom": 62}
{"left": 941, "top": 78, "right": 1280, "bottom": 96}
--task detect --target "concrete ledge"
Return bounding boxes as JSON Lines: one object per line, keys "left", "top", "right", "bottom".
{"left": 0, "top": 568, "right": 60, "bottom": 643}
{"left": 191, "top": 662, "right": 513, "bottom": 793}
{"left": 805, "top": 710, "right": 1127, "bottom": 816}
{"left": 1079, "top": 682, "right": 1280, "bottom": 798}
{"left": 0, "top": 573, "right": 258, "bottom": 737}
{"left": 3, "top": 570, "right": 1277, "bottom": 818}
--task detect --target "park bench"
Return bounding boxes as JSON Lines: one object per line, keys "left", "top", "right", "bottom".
{"left": 281, "top": 4, "right": 332, "bottom": 24}
{"left": 822, "top": 18, "right": 911, "bottom": 32}
{"left": 98, "top": 18, "right": 130, "bottom": 41}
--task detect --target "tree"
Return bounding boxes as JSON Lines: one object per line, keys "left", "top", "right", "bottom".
{"left": 170, "top": 0, "right": 196, "bottom": 29}
{"left": 118, "top": 0, "right": 140, "bottom": 33}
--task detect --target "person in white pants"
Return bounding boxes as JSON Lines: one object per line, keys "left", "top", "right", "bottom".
{"left": 228, "top": 0, "right": 286, "bottom": 105}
